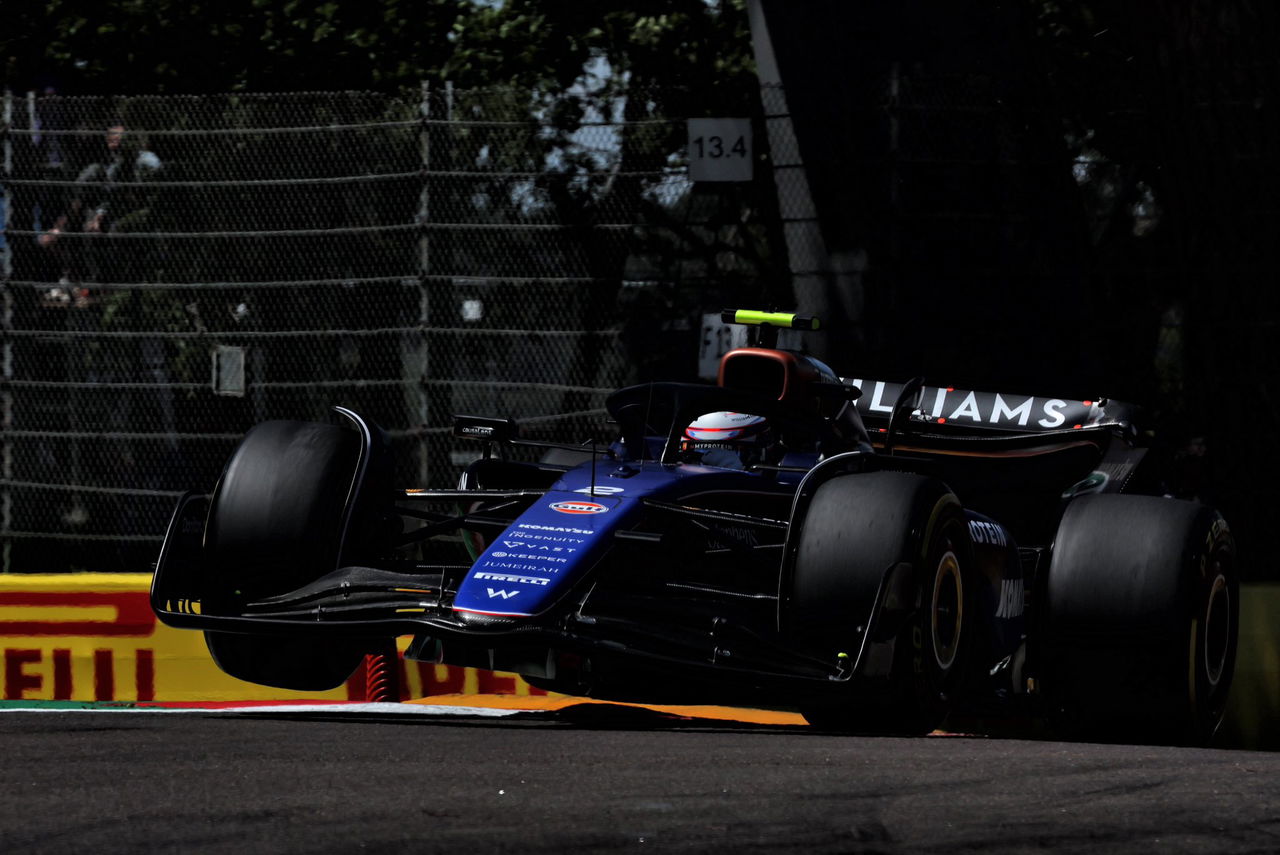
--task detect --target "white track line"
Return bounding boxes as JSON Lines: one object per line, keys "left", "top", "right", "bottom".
{"left": 0, "top": 703, "right": 523, "bottom": 716}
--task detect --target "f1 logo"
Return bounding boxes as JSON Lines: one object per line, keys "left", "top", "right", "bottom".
{"left": 486, "top": 588, "right": 519, "bottom": 600}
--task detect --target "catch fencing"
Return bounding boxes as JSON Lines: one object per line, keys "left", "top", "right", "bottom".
{"left": 0, "top": 86, "right": 783, "bottom": 573}
{"left": 9, "top": 67, "right": 1275, "bottom": 580}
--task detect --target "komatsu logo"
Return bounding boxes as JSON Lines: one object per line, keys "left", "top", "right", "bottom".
{"left": 517, "top": 523, "right": 593, "bottom": 535}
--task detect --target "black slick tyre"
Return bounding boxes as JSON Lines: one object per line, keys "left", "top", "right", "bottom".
{"left": 788, "top": 471, "right": 973, "bottom": 734}
{"left": 202, "top": 420, "right": 368, "bottom": 691}
{"left": 1042, "top": 494, "right": 1238, "bottom": 745}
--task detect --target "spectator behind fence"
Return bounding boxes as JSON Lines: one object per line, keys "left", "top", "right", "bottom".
{"left": 37, "top": 120, "right": 162, "bottom": 306}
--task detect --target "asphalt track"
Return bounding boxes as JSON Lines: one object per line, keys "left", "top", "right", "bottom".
{"left": 2, "top": 703, "right": 1279, "bottom": 854}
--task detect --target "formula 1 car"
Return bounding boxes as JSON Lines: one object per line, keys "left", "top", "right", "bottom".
{"left": 152, "top": 310, "right": 1238, "bottom": 744}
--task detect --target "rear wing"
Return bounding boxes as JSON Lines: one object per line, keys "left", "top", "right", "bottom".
{"left": 849, "top": 378, "right": 1141, "bottom": 439}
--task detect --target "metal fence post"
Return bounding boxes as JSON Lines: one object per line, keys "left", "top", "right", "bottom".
{"left": 746, "top": 0, "right": 863, "bottom": 361}
{"left": 1, "top": 88, "right": 13, "bottom": 572}
{"left": 414, "top": 80, "right": 432, "bottom": 486}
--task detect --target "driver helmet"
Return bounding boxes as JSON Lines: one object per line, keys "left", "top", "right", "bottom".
{"left": 682, "top": 411, "right": 769, "bottom": 469}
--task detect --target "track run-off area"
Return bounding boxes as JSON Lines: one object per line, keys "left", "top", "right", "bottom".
{"left": 2, "top": 699, "right": 1278, "bottom": 854}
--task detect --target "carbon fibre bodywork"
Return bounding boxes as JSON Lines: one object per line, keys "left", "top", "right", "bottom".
{"left": 152, "top": 374, "right": 1150, "bottom": 712}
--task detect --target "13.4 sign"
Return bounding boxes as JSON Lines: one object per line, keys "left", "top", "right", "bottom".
{"left": 687, "top": 118, "right": 752, "bottom": 182}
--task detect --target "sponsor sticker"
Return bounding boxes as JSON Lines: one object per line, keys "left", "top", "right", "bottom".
{"left": 852, "top": 380, "right": 1086, "bottom": 429}
{"left": 500, "top": 540, "right": 577, "bottom": 553}
{"left": 573, "top": 486, "right": 625, "bottom": 496}
{"left": 480, "top": 560, "right": 560, "bottom": 574}
{"left": 517, "top": 523, "right": 593, "bottom": 535}
{"left": 504, "top": 533, "right": 585, "bottom": 545}
{"left": 489, "top": 552, "right": 568, "bottom": 563}
{"left": 549, "top": 501, "right": 609, "bottom": 515}
{"left": 474, "top": 572, "right": 550, "bottom": 586}
{"left": 995, "top": 578, "right": 1025, "bottom": 619}
{"left": 968, "top": 519, "right": 1008, "bottom": 547}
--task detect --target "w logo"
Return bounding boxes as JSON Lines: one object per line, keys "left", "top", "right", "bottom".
{"left": 486, "top": 588, "right": 519, "bottom": 600}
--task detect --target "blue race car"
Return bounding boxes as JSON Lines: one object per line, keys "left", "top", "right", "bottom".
{"left": 152, "top": 310, "right": 1238, "bottom": 744}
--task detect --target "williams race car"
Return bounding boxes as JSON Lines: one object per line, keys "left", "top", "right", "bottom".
{"left": 152, "top": 310, "right": 1239, "bottom": 744}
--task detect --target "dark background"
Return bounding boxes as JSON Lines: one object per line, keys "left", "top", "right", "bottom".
{"left": 758, "top": 1, "right": 1280, "bottom": 580}
{"left": 3, "top": 0, "right": 1277, "bottom": 578}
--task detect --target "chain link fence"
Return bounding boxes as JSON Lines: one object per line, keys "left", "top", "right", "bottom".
{"left": 1, "top": 86, "right": 784, "bottom": 573}
{"left": 9, "top": 65, "right": 1271, "bottom": 578}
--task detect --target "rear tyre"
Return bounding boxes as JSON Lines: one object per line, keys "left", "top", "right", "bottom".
{"left": 788, "top": 472, "right": 974, "bottom": 734}
{"left": 1042, "top": 494, "right": 1238, "bottom": 745}
{"left": 202, "top": 420, "right": 369, "bottom": 690}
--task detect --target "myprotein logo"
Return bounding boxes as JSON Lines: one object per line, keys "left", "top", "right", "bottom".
{"left": 549, "top": 501, "right": 609, "bottom": 515}
{"left": 968, "top": 519, "right": 1008, "bottom": 548}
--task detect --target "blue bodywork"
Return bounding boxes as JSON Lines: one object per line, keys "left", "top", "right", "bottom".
{"left": 450, "top": 453, "right": 1027, "bottom": 674}
{"left": 454, "top": 461, "right": 772, "bottom": 617}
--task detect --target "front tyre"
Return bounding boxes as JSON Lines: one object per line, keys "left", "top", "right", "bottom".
{"left": 202, "top": 420, "right": 370, "bottom": 690}
{"left": 787, "top": 472, "right": 974, "bottom": 734}
{"left": 1042, "top": 494, "right": 1238, "bottom": 745}
{"left": 205, "top": 632, "right": 365, "bottom": 692}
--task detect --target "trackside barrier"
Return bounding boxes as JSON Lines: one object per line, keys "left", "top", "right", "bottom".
{"left": 0, "top": 574, "right": 546, "bottom": 704}
{"left": 1218, "top": 583, "right": 1280, "bottom": 750}
{"left": 2, "top": 574, "right": 1276, "bottom": 747}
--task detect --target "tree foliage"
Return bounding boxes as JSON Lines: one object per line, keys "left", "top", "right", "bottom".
{"left": 4, "top": 0, "right": 460, "bottom": 93}
{"left": 3, "top": 0, "right": 755, "bottom": 97}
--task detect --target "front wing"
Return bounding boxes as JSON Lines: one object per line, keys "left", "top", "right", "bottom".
{"left": 150, "top": 488, "right": 916, "bottom": 693}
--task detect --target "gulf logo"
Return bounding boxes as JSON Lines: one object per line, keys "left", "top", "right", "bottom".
{"left": 549, "top": 500, "right": 609, "bottom": 515}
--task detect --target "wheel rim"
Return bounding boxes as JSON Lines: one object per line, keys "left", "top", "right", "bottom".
{"left": 931, "top": 550, "right": 963, "bottom": 671}
{"left": 1203, "top": 570, "right": 1231, "bottom": 688}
